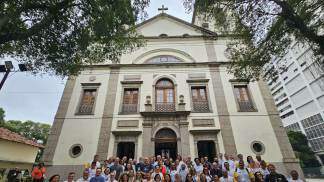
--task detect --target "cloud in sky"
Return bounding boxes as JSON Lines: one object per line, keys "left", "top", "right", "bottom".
{"left": 0, "top": 1, "right": 192, "bottom": 124}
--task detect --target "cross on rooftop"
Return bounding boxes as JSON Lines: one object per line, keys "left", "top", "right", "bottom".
{"left": 158, "top": 5, "right": 168, "bottom": 13}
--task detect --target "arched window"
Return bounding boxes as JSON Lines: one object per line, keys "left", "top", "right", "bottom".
{"left": 146, "top": 56, "right": 182, "bottom": 64}
{"left": 155, "top": 79, "right": 175, "bottom": 112}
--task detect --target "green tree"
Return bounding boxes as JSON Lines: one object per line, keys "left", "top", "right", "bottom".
{"left": 184, "top": 0, "right": 324, "bottom": 80}
{"left": 4, "top": 120, "right": 51, "bottom": 144}
{"left": 0, "top": 108, "right": 51, "bottom": 143}
{"left": 287, "top": 130, "right": 320, "bottom": 168}
{"left": 0, "top": 107, "right": 5, "bottom": 127}
{"left": 0, "top": 0, "right": 149, "bottom": 76}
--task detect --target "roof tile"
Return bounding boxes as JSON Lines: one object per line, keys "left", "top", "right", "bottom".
{"left": 0, "top": 127, "right": 44, "bottom": 148}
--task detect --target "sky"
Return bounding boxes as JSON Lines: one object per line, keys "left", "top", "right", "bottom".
{"left": 0, "top": 0, "right": 192, "bottom": 124}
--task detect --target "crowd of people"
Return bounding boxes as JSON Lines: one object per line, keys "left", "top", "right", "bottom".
{"left": 38, "top": 153, "right": 304, "bottom": 182}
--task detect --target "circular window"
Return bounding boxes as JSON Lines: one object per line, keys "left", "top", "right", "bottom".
{"left": 250, "top": 141, "right": 265, "bottom": 155}
{"left": 69, "top": 144, "right": 83, "bottom": 158}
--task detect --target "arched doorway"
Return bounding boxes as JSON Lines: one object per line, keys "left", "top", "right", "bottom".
{"left": 155, "top": 128, "right": 177, "bottom": 159}
{"left": 155, "top": 79, "right": 175, "bottom": 112}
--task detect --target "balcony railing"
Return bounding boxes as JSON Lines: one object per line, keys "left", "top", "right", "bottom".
{"left": 122, "top": 104, "right": 138, "bottom": 113}
{"left": 237, "top": 101, "right": 255, "bottom": 111}
{"left": 192, "top": 101, "right": 209, "bottom": 112}
{"left": 155, "top": 102, "right": 175, "bottom": 112}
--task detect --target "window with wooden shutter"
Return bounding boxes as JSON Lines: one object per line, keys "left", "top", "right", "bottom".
{"left": 155, "top": 79, "right": 175, "bottom": 112}
{"left": 233, "top": 85, "right": 256, "bottom": 111}
{"left": 78, "top": 89, "right": 97, "bottom": 114}
{"left": 122, "top": 88, "right": 139, "bottom": 113}
{"left": 191, "top": 86, "right": 209, "bottom": 112}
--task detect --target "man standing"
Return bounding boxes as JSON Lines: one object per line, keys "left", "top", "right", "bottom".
{"left": 288, "top": 170, "right": 303, "bottom": 182}
{"left": 235, "top": 161, "right": 250, "bottom": 182}
{"left": 259, "top": 160, "right": 270, "bottom": 177}
{"left": 220, "top": 170, "right": 233, "bottom": 182}
{"left": 210, "top": 162, "right": 222, "bottom": 178}
{"left": 89, "top": 169, "right": 105, "bottom": 182}
{"left": 140, "top": 157, "right": 153, "bottom": 174}
{"left": 194, "top": 158, "right": 203, "bottom": 174}
{"left": 64, "top": 172, "right": 75, "bottom": 182}
{"left": 77, "top": 170, "right": 90, "bottom": 182}
{"left": 222, "top": 154, "right": 235, "bottom": 171}
{"left": 92, "top": 155, "right": 101, "bottom": 169}
{"left": 7, "top": 167, "right": 20, "bottom": 182}
{"left": 178, "top": 164, "right": 188, "bottom": 182}
{"left": 265, "top": 164, "right": 288, "bottom": 182}
{"left": 109, "top": 157, "right": 123, "bottom": 180}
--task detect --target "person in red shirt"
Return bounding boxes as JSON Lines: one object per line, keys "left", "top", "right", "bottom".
{"left": 31, "top": 163, "right": 46, "bottom": 182}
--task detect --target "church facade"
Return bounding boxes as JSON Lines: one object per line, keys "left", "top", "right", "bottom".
{"left": 43, "top": 12, "right": 302, "bottom": 176}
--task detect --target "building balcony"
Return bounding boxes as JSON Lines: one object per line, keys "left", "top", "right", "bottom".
{"left": 140, "top": 97, "right": 190, "bottom": 117}
{"left": 237, "top": 101, "right": 256, "bottom": 112}
{"left": 192, "top": 101, "right": 210, "bottom": 112}
{"left": 121, "top": 104, "right": 138, "bottom": 114}
{"left": 155, "top": 102, "right": 176, "bottom": 112}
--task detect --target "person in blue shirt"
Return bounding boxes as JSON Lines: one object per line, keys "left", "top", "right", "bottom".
{"left": 89, "top": 169, "right": 104, "bottom": 182}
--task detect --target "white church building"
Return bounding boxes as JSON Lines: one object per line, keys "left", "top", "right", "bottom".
{"left": 43, "top": 10, "right": 302, "bottom": 177}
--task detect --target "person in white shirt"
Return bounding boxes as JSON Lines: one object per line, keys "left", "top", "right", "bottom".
{"left": 247, "top": 160, "right": 260, "bottom": 174}
{"left": 235, "top": 161, "right": 251, "bottom": 182}
{"left": 259, "top": 160, "right": 269, "bottom": 177}
{"left": 170, "top": 164, "right": 178, "bottom": 182}
{"left": 77, "top": 170, "right": 90, "bottom": 182}
{"left": 222, "top": 154, "right": 235, "bottom": 171}
{"left": 102, "top": 168, "right": 110, "bottom": 181}
{"left": 220, "top": 170, "right": 234, "bottom": 182}
{"left": 92, "top": 155, "right": 101, "bottom": 169}
{"left": 64, "top": 172, "right": 75, "bottom": 182}
{"left": 202, "top": 167, "right": 212, "bottom": 182}
{"left": 108, "top": 171, "right": 117, "bottom": 182}
{"left": 151, "top": 165, "right": 164, "bottom": 181}
{"left": 194, "top": 158, "right": 203, "bottom": 174}
{"left": 88, "top": 162, "right": 97, "bottom": 179}
{"left": 288, "top": 170, "right": 303, "bottom": 182}
{"left": 223, "top": 162, "right": 234, "bottom": 178}
{"left": 235, "top": 154, "right": 248, "bottom": 169}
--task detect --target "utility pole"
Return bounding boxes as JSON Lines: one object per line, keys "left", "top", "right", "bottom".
{"left": 0, "top": 61, "right": 27, "bottom": 91}
{"left": 0, "top": 70, "right": 10, "bottom": 90}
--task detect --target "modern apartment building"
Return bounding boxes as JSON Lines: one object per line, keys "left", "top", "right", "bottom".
{"left": 265, "top": 42, "right": 324, "bottom": 164}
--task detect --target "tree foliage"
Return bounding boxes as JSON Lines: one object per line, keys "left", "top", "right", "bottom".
{"left": 0, "top": 107, "right": 5, "bottom": 126}
{"left": 287, "top": 130, "right": 321, "bottom": 168}
{"left": 184, "top": 0, "right": 324, "bottom": 80}
{"left": 0, "top": 0, "right": 150, "bottom": 76}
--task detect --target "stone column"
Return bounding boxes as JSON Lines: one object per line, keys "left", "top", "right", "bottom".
{"left": 42, "top": 76, "right": 76, "bottom": 164}
{"left": 257, "top": 78, "right": 304, "bottom": 178}
{"left": 96, "top": 68, "right": 120, "bottom": 161}
{"left": 209, "top": 65, "right": 237, "bottom": 156}
{"left": 179, "top": 120, "right": 190, "bottom": 157}
{"left": 142, "top": 119, "right": 154, "bottom": 157}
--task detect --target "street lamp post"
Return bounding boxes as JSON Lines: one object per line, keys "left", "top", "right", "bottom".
{"left": 0, "top": 61, "right": 27, "bottom": 91}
